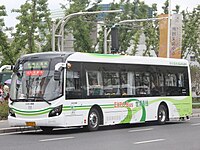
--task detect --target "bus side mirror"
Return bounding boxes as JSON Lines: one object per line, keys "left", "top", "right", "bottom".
{"left": 55, "top": 63, "right": 66, "bottom": 71}
{"left": 54, "top": 63, "right": 66, "bottom": 81}
{"left": 54, "top": 71, "right": 61, "bottom": 81}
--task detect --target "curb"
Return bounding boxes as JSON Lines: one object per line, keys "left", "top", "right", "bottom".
{"left": 0, "top": 120, "right": 6, "bottom": 123}
{"left": 191, "top": 114, "right": 200, "bottom": 118}
{"left": 0, "top": 126, "right": 36, "bottom": 134}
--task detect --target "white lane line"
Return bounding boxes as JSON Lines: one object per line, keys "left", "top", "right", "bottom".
{"left": 39, "top": 137, "right": 75, "bottom": 142}
{"left": 128, "top": 128, "right": 153, "bottom": 133}
{"left": 191, "top": 123, "right": 200, "bottom": 126}
{"left": 134, "top": 139, "right": 165, "bottom": 145}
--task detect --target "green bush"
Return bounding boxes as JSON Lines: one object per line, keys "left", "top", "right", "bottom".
{"left": 0, "top": 101, "right": 9, "bottom": 119}
{"left": 193, "top": 97, "right": 200, "bottom": 108}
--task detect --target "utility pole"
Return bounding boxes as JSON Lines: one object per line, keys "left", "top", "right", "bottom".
{"left": 104, "top": 26, "right": 108, "bottom": 54}
{"left": 52, "top": 20, "right": 56, "bottom": 52}
{"left": 167, "top": 0, "right": 171, "bottom": 58}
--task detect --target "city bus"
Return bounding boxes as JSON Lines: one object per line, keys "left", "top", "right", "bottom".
{"left": 8, "top": 52, "right": 192, "bottom": 132}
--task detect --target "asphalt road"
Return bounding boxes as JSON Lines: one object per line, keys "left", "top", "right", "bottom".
{"left": 1, "top": 118, "right": 200, "bottom": 150}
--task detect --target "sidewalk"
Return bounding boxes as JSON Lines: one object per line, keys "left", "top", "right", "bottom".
{"left": 1, "top": 109, "right": 200, "bottom": 133}
{"left": 0, "top": 120, "right": 35, "bottom": 133}
{"left": 191, "top": 108, "right": 200, "bottom": 117}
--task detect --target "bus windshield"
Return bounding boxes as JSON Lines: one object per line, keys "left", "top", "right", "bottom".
{"left": 10, "top": 58, "right": 63, "bottom": 102}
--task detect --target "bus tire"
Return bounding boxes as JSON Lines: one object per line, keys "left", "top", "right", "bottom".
{"left": 88, "top": 108, "right": 100, "bottom": 131}
{"left": 157, "top": 104, "right": 167, "bottom": 125}
{"left": 40, "top": 127, "right": 53, "bottom": 133}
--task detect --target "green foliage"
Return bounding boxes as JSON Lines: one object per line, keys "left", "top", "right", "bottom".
{"left": 0, "top": 0, "right": 199, "bottom": 65}
{"left": 0, "top": 101, "right": 8, "bottom": 119}
{"left": 101, "top": 1, "right": 159, "bottom": 56}
{"left": 190, "top": 65, "right": 200, "bottom": 95}
{"left": 182, "top": 5, "right": 200, "bottom": 62}
{"left": 162, "top": 0, "right": 169, "bottom": 14}
{"left": 12, "top": 0, "right": 52, "bottom": 54}
{"left": 193, "top": 97, "right": 200, "bottom": 108}
{"left": 62, "top": 0, "right": 101, "bottom": 52}
{"left": 0, "top": 5, "right": 6, "bottom": 27}
{"left": 0, "top": 5, "right": 16, "bottom": 65}
{"left": 173, "top": 5, "right": 180, "bottom": 14}
{"left": 132, "top": 30, "right": 141, "bottom": 55}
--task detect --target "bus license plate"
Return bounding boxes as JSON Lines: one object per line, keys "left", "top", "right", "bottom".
{"left": 26, "top": 122, "right": 36, "bottom": 127}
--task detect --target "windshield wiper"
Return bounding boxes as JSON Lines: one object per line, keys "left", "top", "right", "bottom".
{"left": 10, "top": 99, "right": 20, "bottom": 105}
{"left": 29, "top": 96, "right": 51, "bottom": 105}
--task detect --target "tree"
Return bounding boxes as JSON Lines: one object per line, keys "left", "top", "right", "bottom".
{"left": 162, "top": 0, "right": 169, "bottom": 14}
{"left": 12, "top": 0, "right": 52, "bottom": 54}
{"left": 140, "top": 2, "right": 158, "bottom": 56}
{"left": 0, "top": 5, "right": 16, "bottom": 65}
{"left": 190, "top": 65, "right": 200, "bottom": 96}
{"left": 61, "top": 0, "right": 102, "bottom": 52}
{"left": 98, "top": 1, "right": 155, "bottom": 55}
{"left": 173, "top": 5, "right": 180, "bottom": 14}
{"left": 182, "top": 5, "right": 200, "bottom": 63}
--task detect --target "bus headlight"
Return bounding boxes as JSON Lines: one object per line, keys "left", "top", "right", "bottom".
{"left": 48, "top": 105, "right": 63, "bottom": 117}
{"left": 9, "top": 108, "right": 16, "bottom": 117}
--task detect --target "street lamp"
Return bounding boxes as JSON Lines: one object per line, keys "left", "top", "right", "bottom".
{"left": 52, "top": 9, "right": 123, "bottom": 51}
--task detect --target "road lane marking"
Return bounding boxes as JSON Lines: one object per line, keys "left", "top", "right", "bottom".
{"left": 128, "top": 128, "right": 153, "bottom": 133}
{"left": 39, "top": 137, "right": 75, "bottom": 142}
{"left": 134, "top": 139, "right": 165, "bottom": 145}
{"left": 191, "top": 123, "right": 200, "bottom": 126}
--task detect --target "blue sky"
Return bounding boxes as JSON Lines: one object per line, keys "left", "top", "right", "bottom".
{"left": 0, "top": 0, "right": 199, "bottom": 27}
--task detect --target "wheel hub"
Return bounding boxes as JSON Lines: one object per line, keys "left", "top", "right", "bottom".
{"left": 89, "top": 112, "right": 98, "bottom": 128}
{"left": 159, "top": 109, "right": 166, "bottom": 122}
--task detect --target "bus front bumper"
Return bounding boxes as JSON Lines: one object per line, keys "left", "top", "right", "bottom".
{"left": 8, "top": 115, "right": 67, "bottom": 128}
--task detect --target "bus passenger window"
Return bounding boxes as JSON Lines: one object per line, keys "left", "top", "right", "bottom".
{"left": 150, "top": 74, "right": 161, "bottom": 96}
{"left": 165, "top": 74, "right": 177, "bottom": 87}
{"left": 103, "top": 71, "right": 120, "bottom": 96}
{"left": 178, "top": 73, "right": 184, "bottom": 87}
{"left": 87, "top": 71, "right": 103, "bottom": 96}
{"left": 66, "top": 71, "right": 81, "bottom": 99}
{"left": 135, "top": 72, "right": 150, "bottom": 96}
{"left": 121, "top": 72, "right": 131, "bottom": 96}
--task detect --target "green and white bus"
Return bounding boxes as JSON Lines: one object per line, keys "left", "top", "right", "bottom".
{"left": 9, "top": 52, "right": 192, "bottom": 132}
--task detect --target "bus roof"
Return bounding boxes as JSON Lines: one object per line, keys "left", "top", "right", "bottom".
{"left": 20, "top": 51, "right": 72, "bottom": 60}
{"left": 67, "top": 52, "right": 189, "bottom": 67}
{"left": 19, "top": 52, "right": 189, "bottom": 67}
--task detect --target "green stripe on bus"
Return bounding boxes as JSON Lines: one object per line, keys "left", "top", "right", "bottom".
{"left": 89, "top": 53, "right": 123, "bottom": 58}
{"left": 120, "top": 98, "right": 146, "bottom": 124}
{"left": 149, "top": 97, "right": 192, "bottom": 117}
{"left": 11, "top": 107, "right": 52, "bottom": 113}
{"left": 14, "top": 110, "right": 50, "bottom": 116}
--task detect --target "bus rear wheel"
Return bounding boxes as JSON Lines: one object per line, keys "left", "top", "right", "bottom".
{"left": 40, "top": 127, "right": 53, "bottom": 133}
{"left": 157, "top": 104, "right": 167, "bottom": 125}
{"left": 88, "top": 108, "right": 100, "bottom": 131}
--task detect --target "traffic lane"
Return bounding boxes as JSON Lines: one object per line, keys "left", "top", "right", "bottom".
{"left": 0, "top": 118, "right": 200, "bottom": 150}
{"left": 132, "top": 118, "right": 200, "bottom": 150}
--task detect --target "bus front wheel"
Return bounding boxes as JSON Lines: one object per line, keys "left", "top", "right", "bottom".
{"left": 88, "top": 108, "right": 100, "bottom": 131}
{"left": 157, "top": 104, "right": 167, "bottom": 125}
